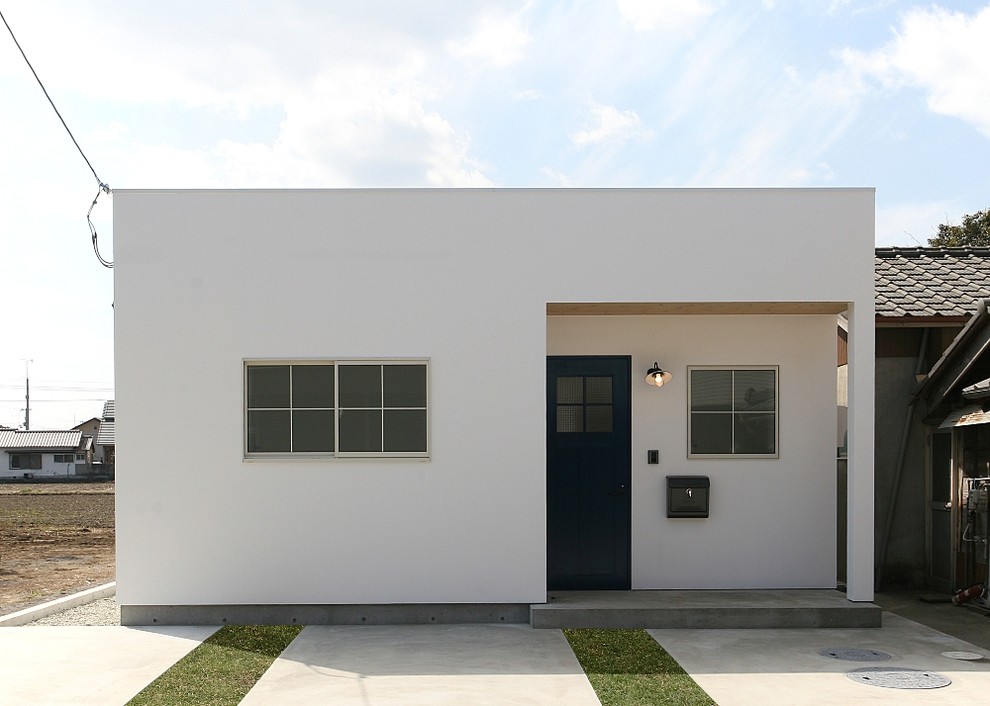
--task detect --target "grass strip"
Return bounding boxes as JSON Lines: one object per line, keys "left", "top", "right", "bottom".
{"left": 564, "top": 628, "right": 716, "bottom": 706}
{"left": 126, "top": 624, "right": 304, "bottom": 706}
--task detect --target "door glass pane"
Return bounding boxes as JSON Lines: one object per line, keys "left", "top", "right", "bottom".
{"left": 585, "top": 377, "right": 612, "bottom": 404}
{"left": 691, "top": 413, "right": 731, "bottom": 453}
{"left": 557, "top": 405, "right": 584, "bottom": 432}
{"left": 383, "top": 365, "right": 427, "bottom": 408}
{"left": 691, "top": 370, "right": 732, "bottom": 411}
{"left": 734, "top": 413, "right": 775, "bottom": 454}
{"left": 338, "top": 409, "right": 382, "bottom": 452}
{"left": 735, "top": 370, "right": 776, "bottom": 411}
{"left": 292, "top": 365, "right": 334, "bottom": 408}
{"left": 384, "top": 409, "right": 427, "bottom": 452}
{"left": 339, "top": 365, "right": 382, "bottom": 407}
{"left": 585, "top": 405, "right": 613, "bottom": 432}
{"left": 556, "top": 377, "right": 583, "bottom": 404}
{"left": 292, "top": 410, "right": 334, "bottom": 452}
{"left": 247, "top": 410, "right": 291, "bottom": 452}
{"left": 247, "top": 366, "right": 289, "bottom": 408}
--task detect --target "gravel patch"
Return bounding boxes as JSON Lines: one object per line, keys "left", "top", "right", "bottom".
{"left": 27, "top": 596, "right": 120, "bottom": 626}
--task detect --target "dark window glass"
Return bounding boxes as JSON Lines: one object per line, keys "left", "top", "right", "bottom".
{"left": 734, "top": 412, "right": 775, "bottom": 454}
{"left": 384, "top": 409, "right": 427, "bottom": 452}
{"left": 292, "top": 365, "right": 334, "bottom": 408}
{"left": 247, "top": 410, "right": 291, "bottom": 452}
{"left": 585, "top": 405, "right": 613, "bottom": 432}
{"left": 383, "top": 365, "right": 427, "bottom": 407}
{"left": 339, "top": 365, "right": 382, "bottom": 408}
{"left": 691, "top": 413, "right": 732, "bottom": 454}
{"left": 338, "top": 409, "right": 382, "bottom": 452}
{"left": 585, "top": 377, "right": 612, "bottom": 404}
{"left": 292, "top": 409, "right": 335, "bottom": 452}
{"left": 11, "top": 453, "right": 42, "bottom": 470}
{"left": 557, "top": 405, "right": 583, "bottom": 432}
{"left": 248, "top": 366, "right": 290, "bottom": 408}
{"left": 556, "top": 377, "right": 583, "bottom": 404}
{"left": 690, "top": 370, "right": 732, "bottom": 411}
{"left": 734, "top": 370, "right": 776, "bottom": 411}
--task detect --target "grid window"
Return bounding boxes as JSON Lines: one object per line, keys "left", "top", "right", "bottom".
{"left": 338, "top": 364, "right": 428, "bottom": 453}
{"left": 689, "top": 367, "right": 777, "bottom": 457}
{"left": 555, "top": 375, "right": 613, "bottom": 433}
{"left": 245, "top": 360, "right": 428, "bottom": 458}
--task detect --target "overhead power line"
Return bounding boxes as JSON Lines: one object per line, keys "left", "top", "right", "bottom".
{"left": 0, "top": 9, "right": 113, "bottom": 268}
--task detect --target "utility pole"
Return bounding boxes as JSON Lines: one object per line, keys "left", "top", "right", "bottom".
{"left": 22, "top": 358, "right": 32, "bottom": 430}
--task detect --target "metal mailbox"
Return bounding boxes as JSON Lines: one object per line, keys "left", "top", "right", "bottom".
{"left": 666, "top": 475, "right": 710, "bottom": 518}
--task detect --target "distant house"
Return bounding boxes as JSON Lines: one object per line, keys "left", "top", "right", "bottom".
{"left": 874, "top": 247, "right": 990, "bottom": 592}
{"left": 0, "top": 430, "right": 92, "bottom": 479}
{"left": 72, "top": 417, "right": 101, "bottom": 468}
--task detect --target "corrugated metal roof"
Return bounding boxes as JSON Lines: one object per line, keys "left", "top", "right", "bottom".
{"left": 0, "top": 430, "right": 84, "bottom": 450}
{"left": 963, "top": 378, "right": 990, "bottom": 400}
{"left": 96, "top": 421, "right": 115, "bottom": 446}
{"left": 876, "top": 247, "right": 990, "bottom": 319}
{"left": 940, "top": 405, "right": 990, "bottom": 429}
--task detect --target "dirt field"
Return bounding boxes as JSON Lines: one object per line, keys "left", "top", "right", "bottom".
{"left": 0, "top": 482, "right": 114, "bottom": 615}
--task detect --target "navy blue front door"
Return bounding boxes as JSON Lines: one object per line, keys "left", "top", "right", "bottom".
{"left": 547, "top": 356, "right": 631, "bottom": 590}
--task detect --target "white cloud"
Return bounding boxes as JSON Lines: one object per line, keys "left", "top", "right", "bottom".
{"left": 4, "top": 4, "right": 495, "bottom": 189}
{"left": 570, "top": 103, "right": 653, "bottom": 147}
{"left": 446, "top": 11, "right": 531, "bottom": 67}
{"left": 615, "top": 0, "right": 714, "bottom": 32}
{"left": 842, "top": 5, "right": 990, "bottom": 136}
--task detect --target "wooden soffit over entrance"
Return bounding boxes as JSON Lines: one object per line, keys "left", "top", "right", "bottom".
{"left": 547, "top": 302, "right": 849, "bottom": 316}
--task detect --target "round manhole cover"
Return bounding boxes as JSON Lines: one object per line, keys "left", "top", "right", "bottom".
{"left": 942, "top": 650, "right": 984, "bottom": 661}
{"left": 847, "top": 667, "right": 951, "bottom": 689}
{"left": 819, "top": 647, "right": 892, "bottom": 662}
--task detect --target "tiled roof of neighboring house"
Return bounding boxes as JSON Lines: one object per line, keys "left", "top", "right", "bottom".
{"left": 96, "top": 399, "right": 115, "bottom": 446}
{"left": 96, "top": 421, "right": 115, "bottom": 446}
{"left": 0, "top": 430, "right": 84, "bottom": 450}
{"left": 876, "top": 247, "right": 990, "bottom": 319}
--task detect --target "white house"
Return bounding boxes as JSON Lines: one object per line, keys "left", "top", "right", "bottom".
{"left": 0, "top": 430, "right": 90, "bottom": 478}
{"left": 114, "top": 188, "right": 875, "bottom": 624}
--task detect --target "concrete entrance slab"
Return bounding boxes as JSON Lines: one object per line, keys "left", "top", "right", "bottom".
{"left": 240, "top": 624, "right": 601, "bottom": 706}
{"left": 533, "top": 589, "right": 881, "bottom": 629}
{"left": 650, "top": 612, "right": 990, "bottom": 705}
{"left": 0, "top": 625, "right": 218, "bottom": 706}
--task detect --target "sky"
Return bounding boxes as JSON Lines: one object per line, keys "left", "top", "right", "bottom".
{"left": 1, "top": 0, "right": 989, "bottom": 429}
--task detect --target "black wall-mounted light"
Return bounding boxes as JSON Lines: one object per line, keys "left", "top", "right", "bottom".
{"left": 645, "top": 362, "right": 673, "bottom": 387}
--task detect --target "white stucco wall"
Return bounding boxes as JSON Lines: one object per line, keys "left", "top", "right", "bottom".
{"left": 114, "top": 188, "right": 874, "bottom": 606}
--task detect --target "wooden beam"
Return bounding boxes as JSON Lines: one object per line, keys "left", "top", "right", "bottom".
{"left": 546, "top": 301, "right": 849, "bottom": 316}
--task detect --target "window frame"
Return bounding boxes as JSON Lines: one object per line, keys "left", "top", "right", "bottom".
{"left": 9, "top": 453, "right": 42, "bottom": 470}
{"left": 243, "top": 358, "right": 430, "bottom": 460}
{"left": 687, "top": 365, "right": 779, "bottom": 459}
